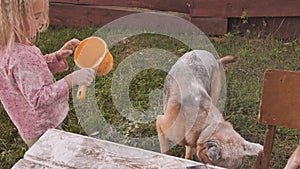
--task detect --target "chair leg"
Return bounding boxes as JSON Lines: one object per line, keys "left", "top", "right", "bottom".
{"left": 261, "top": 125, "right": 276, "bottom": 169}
{"left": 252, "top": 150, "right": 263, "bottom": 169}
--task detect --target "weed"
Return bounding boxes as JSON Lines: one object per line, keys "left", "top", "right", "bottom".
{"left": 241, "top": 11, "right": 249, "bottom": 25}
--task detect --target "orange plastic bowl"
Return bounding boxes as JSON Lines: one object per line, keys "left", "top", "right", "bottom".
{"left": 74, "top": 37, "right": 113, "bottom": 76}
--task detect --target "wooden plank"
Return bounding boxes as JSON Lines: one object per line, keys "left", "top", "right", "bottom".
{"left": 191, "top": 17, "right": 228, "bottom": 35}
{"left": 190, "top": 0, "right": 300, "bottom": 18}
{"left": 259, "top": 69, "right": 300, "bottom": 130}
{"left": 49, "top": 3, "right": 137, "bottom": 27}
{"left": 49, "top": 0, "right": 189, "bottom": 13}
{"left": 21, "top": 129, "right": 224, "bottom": 169}
{"left": 228, "top": 17, "right": 300, "bottom": 39}
{"left": 12, "top": 159, "right": 53, "bottom": 169}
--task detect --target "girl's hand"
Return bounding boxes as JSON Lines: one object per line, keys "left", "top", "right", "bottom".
{"left": 55, "top": 39, "right": 81, "bottom": 61}
{"left": 64, "top": 68, "right": 95, "bottom": 88}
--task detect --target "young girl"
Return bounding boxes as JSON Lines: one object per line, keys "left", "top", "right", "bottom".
{"left": 0, "top": 0, "right": 95, "bottom": 147}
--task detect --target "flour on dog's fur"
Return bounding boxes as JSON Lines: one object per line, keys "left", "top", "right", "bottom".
{"left": 156, "top": 50, "right": 262, "bottom": 169}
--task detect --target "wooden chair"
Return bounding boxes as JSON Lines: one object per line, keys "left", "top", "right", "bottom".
{"left": 252, "top": 69, "right": 300, "bottom": 169}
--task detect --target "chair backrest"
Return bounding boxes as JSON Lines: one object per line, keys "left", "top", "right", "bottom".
{"left": 259, "top": 69, "right": 300, "bottom": 130}
{"left": 252, "top": 69, "right": 300, "bottom": 169}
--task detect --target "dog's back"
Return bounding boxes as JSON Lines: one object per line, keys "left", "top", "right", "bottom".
{"left": 163, "top": 50, "right": 219, "bottom": 111}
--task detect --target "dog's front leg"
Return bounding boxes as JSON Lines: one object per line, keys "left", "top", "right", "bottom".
{"left": 156, "top": 115, "right": 169, "bottom": 154}
{"left": 185, "top": 145, "right": 193, "bottom": 160}
{"left": 156, "top": 98, "right": 183, "bottom": 155}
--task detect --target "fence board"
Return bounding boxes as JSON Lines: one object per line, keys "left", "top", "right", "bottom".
{"left": 49, "top": 0, "right": 300, "bottom": 39}
{"left": 49, "top": 0, "right": 189, "bottom": 13}
{"left": 49, "top": 3, "right": 137, "bottom": 27}
{"left": 190, "top": 0, "right": 300, "bottom": 18}
{"left": 229, "top": 17, "right": 300, "bottom": 39}
{"left": 191, "top": 18, "right": 228, "bottom": 35}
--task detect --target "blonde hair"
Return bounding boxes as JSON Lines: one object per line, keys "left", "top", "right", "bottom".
{"left": 0, "top": 0, "right": 49, "bottom": 52}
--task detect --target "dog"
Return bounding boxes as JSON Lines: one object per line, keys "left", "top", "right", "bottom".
{"left": 284, "top": 145, "right": 300, "bottom": 169}
{"left": 156, "top": 50, "right": 262, "bottom": 168}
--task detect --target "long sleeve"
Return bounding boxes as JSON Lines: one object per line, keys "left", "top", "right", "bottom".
{"left": 44, "top": 52, "right": 68, "bottom": 74}
{"left": 0, "top": 43, "right": 69, "bottom": 140}
{"left": 11, "top": 48, "right": 69, "bottom": 109}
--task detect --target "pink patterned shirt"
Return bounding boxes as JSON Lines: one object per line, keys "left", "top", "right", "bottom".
{"left": 0, "top": 43, "right": 69, "bottom": 141}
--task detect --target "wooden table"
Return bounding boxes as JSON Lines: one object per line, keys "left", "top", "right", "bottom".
{"left": 12, "top": 129, "right": 224, "bottom": 169}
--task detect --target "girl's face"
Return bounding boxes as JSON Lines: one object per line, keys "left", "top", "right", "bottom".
{"left": 26, "top": 0, "right": 48, "bottom": 39}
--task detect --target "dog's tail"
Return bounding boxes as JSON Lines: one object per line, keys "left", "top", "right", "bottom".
{"left": 218, "top": 55, "right": 239, "bottom": 65}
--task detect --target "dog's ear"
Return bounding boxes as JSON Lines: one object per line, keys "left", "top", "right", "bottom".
{"left": 204, "top": 141, "right": 222, "bottom": 162}
{"left": 197, "top": 141, "right": 222, "bottom": 163}
{"left": 242, "top": 141, "right": 263, "bottom": 156}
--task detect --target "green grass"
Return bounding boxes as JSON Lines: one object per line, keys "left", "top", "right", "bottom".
{"left": 1, "top": 26, "right": 299, "bottom": 169}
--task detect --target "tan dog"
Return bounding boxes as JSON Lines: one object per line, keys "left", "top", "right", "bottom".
{"left": 156, "top": 50, "right": 262, "bottom": 168}
{"left": 284, "top": 145, "right": 300, "bottom": 169}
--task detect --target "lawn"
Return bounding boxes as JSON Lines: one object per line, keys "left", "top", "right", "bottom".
{"left": 0, "top": 26, "right": 299, "bottom": 169}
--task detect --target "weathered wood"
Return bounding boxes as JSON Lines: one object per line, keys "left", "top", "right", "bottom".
{"left": 49, "top": 3, "right": 137, "bottom": 27}
{"left": 48, "top": 0, "right": 300, "bottom": 39}
{"left": 12, "top": 159, "right": 53, "bottom": 169}
{"left": 259, "top": 69, "right": 300, "bottom": 130}
{"left": 191, "top": 17, "right": 228, "bottom": 35}
{"left": 261, "top": 125, "right": 276, "bottom": 169}
{"left": 252, "top": 69, "right": 300, "bottom": 169}
{"left": 12, "top": 129, "right": 224, "bottom": 169}
{"left": 49, "top": 0, "right": 189, "bottom": 13}
{"left": 229, "top": 17, "right": 300, "bottom": 39}
{"left": 49, "top": 3, "right": 190, "bottom": 28}
{"left": 189, "top": 0, "right": 300, "bottom": 18}
{"left": 252, "top": 151, "right": 263, "bottom": 169}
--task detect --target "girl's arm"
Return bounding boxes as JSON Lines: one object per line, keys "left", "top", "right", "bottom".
{"left": 44, "top": 52, "right": 68, "bottom": 73}
{"left": 12, "top": 51, "right": 69, "bottom": 109}
{"left": 45, "top": 39, "right": 80, "bottom": 73}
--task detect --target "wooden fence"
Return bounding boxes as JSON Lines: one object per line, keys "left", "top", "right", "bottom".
{"left": 49, "top": 0, "right": 300, "bottom": 39}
